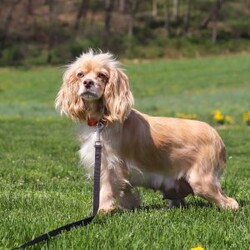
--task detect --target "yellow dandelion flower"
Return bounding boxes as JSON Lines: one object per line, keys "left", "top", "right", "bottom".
{"left": 243, "top": 111, "right": 250, "bottom": 125}
{"left": 212, "top": 110, "right": 221, "bottom": 115}
{"left": 189, "top": 114, "right": 198, "bottom": 119}
{"left": 191, "top": 246, "right": 205, "bottom": 250}
{"left": 176, "top": 113, "right": 198, "bottom": 120}
{"left": 176, "top": 113, "right": 184, "bottom": 118}
{"left": 225, "top": 115, "right": 234, "bottom": 124}
{"left": 213, "top": 111, "right": 224, "bottom": 122}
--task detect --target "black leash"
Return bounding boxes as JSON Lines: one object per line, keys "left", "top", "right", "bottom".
{"left": 12, "top": 122, "right": 104, "bottom": 249}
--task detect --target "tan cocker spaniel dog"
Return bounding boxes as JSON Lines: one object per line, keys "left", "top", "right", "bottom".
{"left": 55, "top": 50, "right": 239, "bottom": 212}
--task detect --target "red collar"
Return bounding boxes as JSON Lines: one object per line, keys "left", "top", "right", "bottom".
{"left": 87, "top": 117, "right": 100, "bottom": 127}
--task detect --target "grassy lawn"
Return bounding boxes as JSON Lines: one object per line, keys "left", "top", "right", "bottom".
{"left": 0, "top": 54, "right": 250, "bottom": 249}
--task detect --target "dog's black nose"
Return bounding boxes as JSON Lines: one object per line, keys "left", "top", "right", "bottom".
{"left": 84, "top": 79, "right": 94, "bottom": 89}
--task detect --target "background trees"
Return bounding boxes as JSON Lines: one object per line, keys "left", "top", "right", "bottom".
{"left": 0, "top": 0, "right": 249, "bottom": 65}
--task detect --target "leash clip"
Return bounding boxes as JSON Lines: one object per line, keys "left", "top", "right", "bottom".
{"left": 95, "top": 122, "right": 104, "bottom": 147}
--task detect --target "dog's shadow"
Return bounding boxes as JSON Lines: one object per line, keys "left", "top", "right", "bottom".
{"left": 97, "top": 198, "right": 247, "bottom": 220}
{"left": 90, "top": 198, "right": 247, "bottom": 228}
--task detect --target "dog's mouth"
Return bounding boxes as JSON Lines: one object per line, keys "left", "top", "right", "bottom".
{"left": 80, "top": 91, "right": 99, "bottom": 100}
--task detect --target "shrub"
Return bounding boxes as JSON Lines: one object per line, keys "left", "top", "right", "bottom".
{"left": 0, "top": 46, "right": 23, "bottom": 66}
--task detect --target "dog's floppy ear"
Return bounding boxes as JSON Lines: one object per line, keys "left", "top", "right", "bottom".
{"left": 55, "top": 68, "right": 86, "bottom": 120}
{"left": 103, "top": 67, "right": 134, "bottom": 123}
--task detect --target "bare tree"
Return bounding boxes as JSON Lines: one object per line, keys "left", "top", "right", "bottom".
{"left": 172, "top": 0, "right": 179, "bottom": 24}
{"left": 0, "top": 0, "right": 23, "bottom": 50}
{"left": 104, "top": 0, "right": 115, "bottom": 46}
{"left": 127, "top": 0, "right": 141, "bottom": 54}
{"left": 183, "top": 0, "right": 190, "bottom": 35}
{"left": 127, "top": 0, "right": 141, "bottom": 38}
{"left": 47, "top": 0, "right": 55, "bottom": 63}
{"left": 27, "top": 0, "right": 33, "bottom": 15}
{"left": 152, "top": 0, "right": 158, "bottom": 17}
{"left": 212, "top": 0, "right": 224, "bottom": 43}
{"left": 119, "top": 0, "right": 125, "bottom": 13}
{"left": 199, "top": 0, "right": 225, "bottom": 43}
{"left": 200, "top": 0, "right": 225, "bottom": 30}
{"left": 163, "top": 0, "right": 170, "bottom": 38}
{"left": 74, "top": 0, "right": 89, "bottom": 31}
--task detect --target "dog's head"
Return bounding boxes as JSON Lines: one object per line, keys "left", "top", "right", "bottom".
{"left": 55, "top": 49, "right": 134, "bottom": 123}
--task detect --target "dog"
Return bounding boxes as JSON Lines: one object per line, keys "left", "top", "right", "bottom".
{"left": 55, "top": 50, "right": 239, "bottom": 212}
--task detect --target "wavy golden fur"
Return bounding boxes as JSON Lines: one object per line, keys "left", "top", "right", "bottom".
{"left": 56, "top": 50, "right": 239, "bottom": 212}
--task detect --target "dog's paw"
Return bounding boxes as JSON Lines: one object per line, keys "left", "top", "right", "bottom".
{"left": 168, "top": 199, "right": 187, "bottom": 208}
{"left": 223, "top": 197, "right": 240, "bottom": 211}
{"left": 98, "top": 202, "right": 118, "bottom": 214}
{"left": 119, "top": 190, "right": 141, "bottom": 210}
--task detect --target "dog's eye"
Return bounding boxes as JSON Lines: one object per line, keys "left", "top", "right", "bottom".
{"left": 97, "top": 73, "right": 109, "bottom": 83}
{"left": 77, "top": 71, "right": 84, "bottom": 78}
{"left": 97, "top": 73, "right": 106, "bottom": 79}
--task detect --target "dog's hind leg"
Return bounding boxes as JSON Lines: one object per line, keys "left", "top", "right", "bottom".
{"left": 162, "top": 178, "right": 193, "bottom": 208}
{"left": 188, "top": 170, "right": 239, "bottom": 210}
{"left": 119, "top": 186, "right": 141, "bottom": 210}
{"left": 168, "top": 199, "right": 187, "bottom": 208}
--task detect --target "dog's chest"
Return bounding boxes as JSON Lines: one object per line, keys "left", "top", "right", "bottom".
{"left": 77, "top": 124, "right": 120, "bottom": 176}
{"left": 78, "top": 125, "right": 97, "bottom": 176}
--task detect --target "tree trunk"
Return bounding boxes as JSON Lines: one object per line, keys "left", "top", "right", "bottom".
{"left": 183, "top": 0, "right": 190, "bottom": 35}
{"left": 164, "top": 0, "right": 170, "bottom": 38}
{"left": 127, "top": 0, "right": 141, "bottom": 55}
{"left": 212, "top": 0, "right": 223, "bottom": 43}
{"left": 27, "top": 0, "right": 33, "bottom": 15}
{"left": 47, "top": 0, "right": 55, "bottom": 64}
{"left": 200, "top": 0, "right": 225, "bottom": 29}
{"left": 127, "top": 0, "right": 141, "bottom": 38}
{"left": 74, "top": 0, "right": 89, "bottom": 31}
{"left": 0, "top": 0, "right": 22, "bottom": 50}
{"left": 172, "top": 0, "right": 179, "bottom": 24}
{"left": 104, "top": 0, "right": 115, "bottom": 46}
{"left": 152, "top": 0, "right": 158, "bottom": 17}
{"left": 212, "top": 19, "right": 218, "bottom": 43}
{"left": 119, "top": 0, "right": 125, "bottom": 13}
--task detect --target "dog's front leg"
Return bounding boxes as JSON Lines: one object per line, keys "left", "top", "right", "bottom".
{"left": 99, "top": 184, "right": 117, "bottom": 213}
{"left": 99, "top": 166, "right": 120, "bottom": 213}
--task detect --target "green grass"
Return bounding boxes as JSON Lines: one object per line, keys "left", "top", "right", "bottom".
{"left": 0, "top": 54, "right": 250, "bottom": 250}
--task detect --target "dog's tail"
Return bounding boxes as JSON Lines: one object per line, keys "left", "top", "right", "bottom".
{"left": 210, "top": 127, "right": 227, "bottom": 184}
